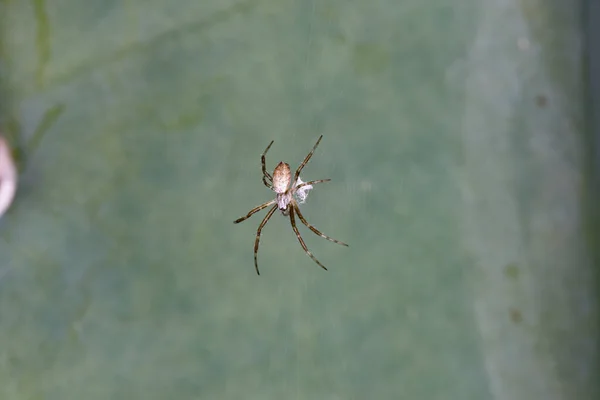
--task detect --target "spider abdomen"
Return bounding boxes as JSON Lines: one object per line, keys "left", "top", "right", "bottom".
{"left": 272, "top": 162, "right": 291, "bottom": 194}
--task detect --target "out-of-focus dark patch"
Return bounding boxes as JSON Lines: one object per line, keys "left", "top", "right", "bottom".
{"left": 504, "top": 263, "right": 520, "bottom": 281}
{"left": 535, "top": 94, "right": 548, "bottom": 108}
{"left": 509, "top": 307, "right": 523, "bottom": 324}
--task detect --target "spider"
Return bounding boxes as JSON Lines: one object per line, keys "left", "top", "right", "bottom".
{"left": 233, "top": 135, "right": 348, "bottom": 275}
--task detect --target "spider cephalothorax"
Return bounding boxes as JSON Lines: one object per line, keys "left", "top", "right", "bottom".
{"left": 234, "top": 135, "right": 348, "bottom": 275}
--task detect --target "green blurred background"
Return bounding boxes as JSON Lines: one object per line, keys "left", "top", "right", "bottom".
{"left": 0, "top": 0, "right": 597, "bottom": 399}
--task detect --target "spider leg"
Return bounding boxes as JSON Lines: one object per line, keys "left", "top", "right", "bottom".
{"left": 292, "top": 202, "right": 348, "bottom": 246}
{"left": 254, "top": 204, "right": 278, "bottom": 275}
{"left": 262, "top": 140, "right": 274, "bottom": 188}
{"left": 289, "top": 206, "right": 327, "bottom": 271}
{"left": 234, "top": 199, "right": 276, "bottom": 224}
{"left": 293, "top": 135, "right": 323, "bottom": 184}
{"left": 294, "top": 179, "right": 330, "bottom": 191}
{"left": 262, "top": 175, "right": 273, "bottom": 189}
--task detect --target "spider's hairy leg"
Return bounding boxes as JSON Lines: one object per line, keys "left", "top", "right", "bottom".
{"left": 289, "top": 206, "right": 327, "bottom": 271}
{"left": 293, "top": 135, "right": 323, "bottom": 184}
{"left": 293, "top": 202, "right": 348, "bottom": 247}
{"left": 234, "top": 199, "right": 276, "bottom": 224}
{"left": 262, "top": 140, "right": 274, "bottom": 188}
{"left": 254, "top": 204, "right": 277, "bottom": 275}
{"left": 294, "top": 179, "right": 330, "bottom": 191}
{"left": 262, "top": 175, "right": 272, "bottom": 189}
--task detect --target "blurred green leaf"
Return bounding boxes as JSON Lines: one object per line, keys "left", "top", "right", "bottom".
{"left": 0, "top": 0, "right": 597, "bottom": 399}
